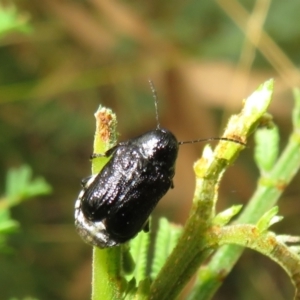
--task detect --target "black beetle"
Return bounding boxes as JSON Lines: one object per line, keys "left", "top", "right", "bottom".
{"left": 75, "top": 82, "right": 243, "bottom": 248}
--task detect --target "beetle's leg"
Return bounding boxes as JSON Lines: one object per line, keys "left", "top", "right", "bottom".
{"left": 171, "top": 180, "right": 174, "bottom": 189}
{"left": 142, "top": 219, "right": 150, "bottom": 233}
{"left": 90, "top": 144, "right": 120, "bottom": 160}
{"left": 81, "top": 175, "right": 97, "bottom": 189}
{"left": 81, "top": 176, "right": 92, "bottom": 187}
{"left": 90, "top": 153, "right": 105, "bottom": 159}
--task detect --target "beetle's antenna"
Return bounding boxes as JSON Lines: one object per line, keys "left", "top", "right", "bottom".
{"left": 147, "top": 81, "right": 245, "bottom": 146}
{"left": 178, "top": 137, "right": 245, "bottom": 146}
{"left": 148, "top": 79, "right": 161, "bottom": 129}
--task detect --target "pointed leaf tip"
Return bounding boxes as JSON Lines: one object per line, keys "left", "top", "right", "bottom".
{"left": 244, "top": 79, "right": 274, "bottom": 118}
{"left": 257, "top": 206, "right": 280, "bottom": 232}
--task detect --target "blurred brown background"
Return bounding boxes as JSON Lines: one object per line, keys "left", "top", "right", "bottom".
{"left": 1, "top": 0, "right": 300, "bottom": 299}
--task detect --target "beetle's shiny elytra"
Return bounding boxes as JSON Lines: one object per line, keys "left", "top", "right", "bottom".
{"left": 75, "top": 82, "right": 244, "bottom": 248}
{"left": 75, "top": 127, "right": 178, "bottom": 248}
{"left": 75, "top": 81, "right": 181, "bottom": 248}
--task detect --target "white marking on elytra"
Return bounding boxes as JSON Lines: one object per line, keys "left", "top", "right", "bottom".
{"left": 75, "top": 198, "right": 118, "bottom": 248}
{"left": 85, "top": 175, "right": 97, "bottom": 188}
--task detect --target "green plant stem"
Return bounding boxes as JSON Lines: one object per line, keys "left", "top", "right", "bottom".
{"left": 189, "top": 94, "right": 300, "bottom": 299}
{"left": 216, "top": 224, "right": 300, "bottom": 299}
{"left": 149, "top": 80, "right": 273, "bottom": 300}
{"left": 149, "top": 153, "right": 236, "bottom": 300}
{"left": 92, "top": 247, "right": 123, "bottom": 300}
{"left": 90, "top": 106, "right": 123, "bottom": 300}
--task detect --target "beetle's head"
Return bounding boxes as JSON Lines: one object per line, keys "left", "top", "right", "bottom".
{"left": 133, "top": 129, "right": 179, "bottom": 165}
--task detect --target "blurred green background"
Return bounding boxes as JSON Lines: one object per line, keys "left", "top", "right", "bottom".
{"left": 1, "top": 0, "right": 300, "bottom": 299}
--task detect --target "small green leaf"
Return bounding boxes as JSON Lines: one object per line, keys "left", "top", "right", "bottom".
{"left": 213, "top": 205, "right": 243, "bottom": 226}
{"left": 0, "top": 219, "right": 19, "bottom": 234}
{"left": 5, "top": 165, "right": 52, "bottom": 206}
{"left": 128, "top": 228, "right": 150, "bottom": 282}
{"left": 254, "top": 126, "right": 279, "bottom": 173}
{"left": 257, "top": 206, "right": 281, "bottom": 232}
{"left": 0, "top": 5, "right": 32, "bottom": 38}
{"left": 151, "top": 218, "right": 182, "bottom": 279}
{"left": 243, "top": 79, "right": 273, "bottom": 118}
{"left": 0, "top": 165, "right": 51, "bottom": 252}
